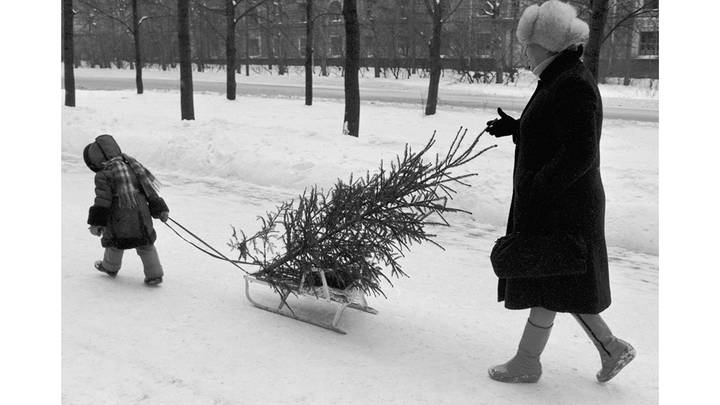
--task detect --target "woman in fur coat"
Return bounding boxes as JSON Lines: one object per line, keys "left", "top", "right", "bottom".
{"left": 84, "top": 134, "right": 169, "bottom": 285}
{"left": 485, "top": 0, "right": 635, "bottom": 384}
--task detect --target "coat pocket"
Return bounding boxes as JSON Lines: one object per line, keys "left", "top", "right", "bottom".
{"left": 490, "top": 232, "right": 587, "bottom": 279}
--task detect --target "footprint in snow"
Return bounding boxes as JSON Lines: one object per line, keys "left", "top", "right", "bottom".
{"left": 291, "top": 162, "right": 314, "bottom": 171}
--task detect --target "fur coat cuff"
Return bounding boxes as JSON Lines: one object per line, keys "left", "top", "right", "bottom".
{"left": 88, "top": 206, "right": 111, "bottom": 226}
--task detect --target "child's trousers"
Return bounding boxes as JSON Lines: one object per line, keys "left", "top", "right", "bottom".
{"left": 102, "top": 244, "right": 163, "bottom": 279}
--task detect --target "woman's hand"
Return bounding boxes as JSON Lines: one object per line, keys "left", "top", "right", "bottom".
{"left": 486, "top": 108, "right": 518, "bottom": 137}
{"left": 159, "top": 211, "right": 169, "bottom": 223}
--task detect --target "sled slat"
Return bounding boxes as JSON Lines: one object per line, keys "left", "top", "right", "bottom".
{"left": 243, "top": 270, "right": 377, "bottom": 334}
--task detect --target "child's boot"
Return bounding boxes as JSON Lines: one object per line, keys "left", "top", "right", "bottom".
{"left": 488, "top": 320, "right": 552, "bottom": 383}
{"left": 94, "top": 260, "right": 118, "bottom": 277}
{"left": 144, "top": 276, "right": 163, "bottom": 285}
{"left": 573, "top": 314, "right": 636, "bottom": 383}
{"left": 137, "top": 245, "right": 164, "bottom": 286}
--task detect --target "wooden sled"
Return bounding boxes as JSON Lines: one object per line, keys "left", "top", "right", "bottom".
{"left": 243, "top": 268, "right": 378, "bottom": 334}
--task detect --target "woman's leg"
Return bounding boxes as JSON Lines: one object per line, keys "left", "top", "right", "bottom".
{"left": 572, "top": 313, "right": 636, "bottom": 382}
{"left": 136, "top": 244, "right": 164, "bottom": 282}
{"left": 529, "top": 306, "right": 556, "bottom": 328}
{"left": 488, "top": 307, "right": 556, "bottom": 383}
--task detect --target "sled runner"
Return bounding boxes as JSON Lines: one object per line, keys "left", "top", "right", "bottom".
{"left": 243, "top": 267, "right": 378, "bottom": 334}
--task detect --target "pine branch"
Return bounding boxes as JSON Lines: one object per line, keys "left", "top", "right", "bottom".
{"left": 229, "top": 128, "right": 497, "bottom": 297}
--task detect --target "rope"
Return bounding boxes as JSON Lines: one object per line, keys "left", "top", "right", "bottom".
{"left": 163, "top": 217, "right": 253, "bottom": 275}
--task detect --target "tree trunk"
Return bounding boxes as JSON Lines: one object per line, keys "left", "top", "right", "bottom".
{"left": 623, "top": 28, "right": 633, "bottom": 86}
{"left": 508, "top": 1, "right": 519, "bottom": 79}
{"left": 265, "top": 6, "right": 274, "bottom": 71}
{"left": 132, "top": 0, "right": 143, "bottom": 94}
{"left": 410, "top": 3, "right": 417, "bottom": 75}
{"left": 319, "top": 23, "right": 328, "bottom": 77}
{"left": 425, "top": 5, "right": 442, "bottom": 116}
{"left": 604, "top": 28, "right": 615, "bottom": 84}
{"left": 178, "top": 0, "right": 195, "bottom": 120}
{"left": 63, "top": 0, "right": 76, "bottom": 107}
{"left": 226, "top": 0, "right": 237, "bottom": 100}
{"left": 244, "top": 17, "right": 250, "bottom": 76}
{"left": 343, "top": 0, "right": 360, "bottom": 137}
{"left": 305, "top": 0, "right": 313, "bottom": 106}
{"left": 585, "top": 0, "right": 609, "bottom": 82}
{"left": 278, "top": 2, "right": 287, "bottom": 76}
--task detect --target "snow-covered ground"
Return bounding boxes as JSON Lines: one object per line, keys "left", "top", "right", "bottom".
{"left": 62, "top": 90, "right": 657, "bottom": 404}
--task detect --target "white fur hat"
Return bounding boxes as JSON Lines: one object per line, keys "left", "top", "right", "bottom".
{"left": 516, "top": 0, "right": 589, "bottom": 53}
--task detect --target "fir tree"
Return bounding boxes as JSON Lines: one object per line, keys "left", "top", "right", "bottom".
{"left": 230, "top": 128, "right": 496, "bottom": 297}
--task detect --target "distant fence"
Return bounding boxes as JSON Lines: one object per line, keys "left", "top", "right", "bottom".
{"left": 148, "top": 56, "right": 504, "bottom": 73}
{"left": 141, "top": 56, "right": 658, "bottom": 79}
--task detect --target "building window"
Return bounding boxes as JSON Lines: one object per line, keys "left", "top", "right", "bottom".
{"left": 298, "top": 3, "right": 307, "bottom": 22}
{"left": 329, "top": 35, "right": 343, "bottom": 57}
{"left": 363, "top": 35, "right": 373, "bottom": 57}
{"left": 328, "top": 1, "right": 342, "bottom": 23}
{"left": 247, "top": 10, "right": 259, "bottom": 26}
{"left": 298, "top": 37, "right": 306, "bottom": 55}
{"left": 477, "top": 33, "right": 493, "bottom": 58}
{"left": 643, "top": 0, "right": 658, "bottom": 9}
{"left": 638, "top": 31, "right": 658, "bottom": 56}
{"left": 397, "top": 36, "right": 409, "bottom": 57}
{"left": 248, "top": 37, "right": 261, "bottom": 58}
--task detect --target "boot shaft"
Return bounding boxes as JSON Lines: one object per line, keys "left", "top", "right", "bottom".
{"left": 517, "top": 319, "right": 553, "bottom": 358}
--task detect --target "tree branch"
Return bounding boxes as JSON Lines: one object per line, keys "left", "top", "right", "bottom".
{"left": 77, "top": 0, "right": 133, "bottom": 33}
{"left": 444, "top": 0, "right": 466, "bottom": 22}
{"left": 311, "top": 11, "right": 343, "bottom": 23}
{"left": 422, "top": 0, "right": 435, "bottom": 17}
{"left": 602, "top": 6, "right": 655, "bottom": 44}
{"left": 138, "top": 14, "right": 173, "bottom": 26}
{"left": 234, "top": 0, "right": 272, "bottom": 25}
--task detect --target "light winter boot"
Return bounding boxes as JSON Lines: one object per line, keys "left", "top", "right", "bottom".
{"left": 573, "top": 314, "right": 636, "bottom": 383}
{"left": 94, "top": 260, "right": 118, "bottom": 277}
{"left": 488, "top": 320, "right": 552, "bottom": 383}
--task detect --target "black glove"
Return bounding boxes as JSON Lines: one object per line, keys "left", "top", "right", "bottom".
{"left": 486, "top": 108, "right": 518, "bottom": 137}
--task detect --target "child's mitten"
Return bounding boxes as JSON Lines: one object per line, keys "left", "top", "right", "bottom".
{"left": 89, "top": 226, "right": 104, "bottom": 236}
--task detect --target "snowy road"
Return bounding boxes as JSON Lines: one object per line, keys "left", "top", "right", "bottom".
{"left": 72, "top": 75, "right": 658, "bottom": 123}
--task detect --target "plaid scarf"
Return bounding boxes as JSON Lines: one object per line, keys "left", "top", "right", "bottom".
{"left": 103, "top": 154, "right": 160, "bottom": 209}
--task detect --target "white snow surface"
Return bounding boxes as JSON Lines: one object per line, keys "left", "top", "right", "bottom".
{"left": 62, "top": 90, "right": 657, "bottom": 404}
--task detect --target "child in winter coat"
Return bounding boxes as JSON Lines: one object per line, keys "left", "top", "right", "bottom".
{"left": 84, "top": 134, "right": 169, "bottom": 285}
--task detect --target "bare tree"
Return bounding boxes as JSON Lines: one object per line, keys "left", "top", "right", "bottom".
{"left": 343, "top": 0, "right": 360, "bottom": 137}
{"left": 219, "top": 0, "right": 268, "bottom": 99}
{"left": 585, "top": 0, "right": 609, "bottom": 81}
{"left": 482, "top": 0, "right": 506, "bottom": 84}
{"left": 423, "top": 0, "right": 463, "bottom": 116}
{"left": 423, "top": 0, "right": 444, "bottom": 115}
{"left": 132, "top": 0, "right": 144, "bottom": 92}
{"left": 178, "top": 0, "right": 194, "bottom": 119}
{"left": 63, "top": 0, "right": 76, "bottom": 107}
{"left": 226, "top": 0, "right": 237, "bottom": 97}
{"left": 305, "top": 0, "right": 314, "bottom": 105}
{"left": 76, "top": 0, "right": 170, "bottom": 94}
